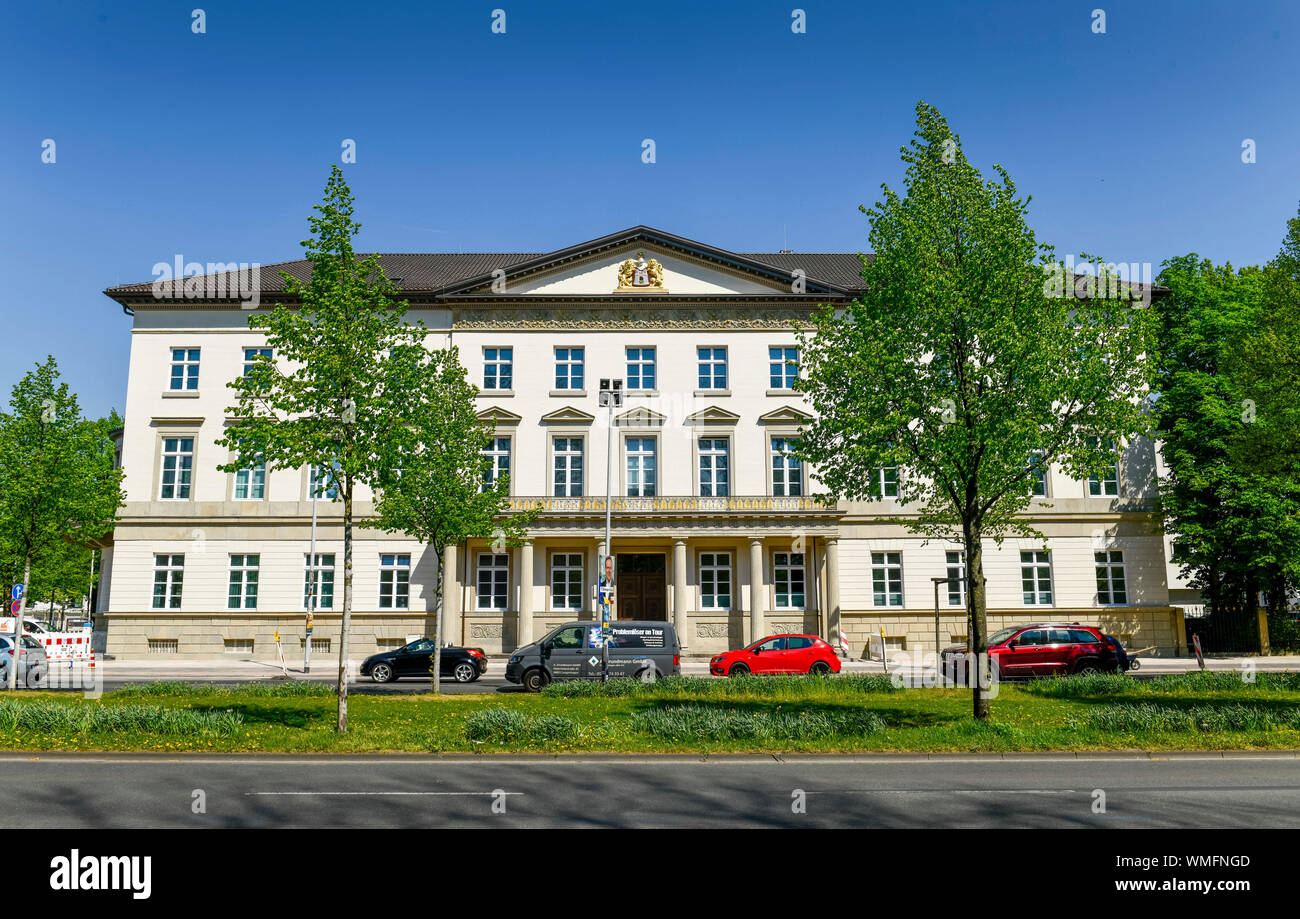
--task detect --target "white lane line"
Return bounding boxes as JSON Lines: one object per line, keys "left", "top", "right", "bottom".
{"left": 244, "top": 791, "right": 524, "bottom": 796}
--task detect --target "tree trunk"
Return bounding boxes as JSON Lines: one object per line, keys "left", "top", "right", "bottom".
{"left": 963, "top": 521, "right": 991, "bottom": 720}
{"left": 5, "top": 557, "right": 31, "bottom": 691}
{"left": 431, "top": 551, "right": 444, "bottom": 696}
{"left": 337, "top": 488, "right": 353, "bottom": 733}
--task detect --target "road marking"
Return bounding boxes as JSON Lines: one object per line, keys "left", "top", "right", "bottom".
{"left": 244, "top": 790, "right": 524, "bottom": 796}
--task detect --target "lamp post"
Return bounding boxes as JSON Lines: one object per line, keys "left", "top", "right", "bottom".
{"left": 931, "top": 575, "right": 965, "bottom": 686}
{"left": 597, "top": 378, "right": 623, "bottom": 683}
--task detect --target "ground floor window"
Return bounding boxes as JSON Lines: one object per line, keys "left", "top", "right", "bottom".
{"left": 773, "top": 551, "right": 805, "bottom": 609}
{"left": 1095, "top": 550, "right": 1128, "bottom": 605}
{"left": 304, "top": 553, "right": 335, "bottom": 609}
{"left": 477, "top": 553, "right": 509, "bottom": 610}
{"left": 550, "top": 552, "right": 583, "bottom": 611}
{"left": 699, "top": 552, "right": 732, "bottom": 609}
{"left": 227, "top": 554, "right": 259, "bottom": 610}
{"left": 152, "top": 554, "right": 184, "bottom": 609}
{"left": 379, "top": 554, "right": 411, "bottom": 609}
{"left": 871, "top": 551, "right": 903, "bottom": 607}
{"left": 1021, "top": 550, "right": 1053, "bottom": 605}
{"left": 945, "top": 550, "right": 966, "bottom": 607}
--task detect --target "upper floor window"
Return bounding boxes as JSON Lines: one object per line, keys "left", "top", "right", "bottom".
{"left": 1088, "top": 438, "right": 1120, "bottom": 496}
{"left": 242, "top": 347, "right": 272, "bottom": 377}
{"left": 483, "top": 347, "right": 513, "bottom": 391}
{"left": 625, "top": 437, "right": 657, "bottom": 497}
{"left": 555, "top": 347, "right": 584, "bottom": 391}
{"left": 698, "top": 438, "right": 730, "bottom": 497}
{"left": 771, "top": 436, "right": 802, "bottom": 497}
{"left": 697, "top": 347, "right": 728, "bottom": 390}
{"left": 769, "top": 346, "right": 799, "bottom": 389}
{"left": 310, "top": 460, "right": 340, "bottom": 500}
{"left": 481, "top": 436, "right": 511, "bottom": 493}
{"left": 234, "top": 456, "right": 266, "bottom": 500}
{"left": 626, "top": 347, "right": 656, "bottom": 390}
{"left": 874, "top": 466, "right": 899, "bottom": 499}
{"left": 552, "top": 437, "right": 584, "bottom": 497}
{"left": 1028, "top": 451, "right": 1048, "bottom": 497}
{"left": 379, "top": 554, "right": 411, "bottom": 609}
{"left": 170, "top": 348, "right": 200, "bottom": 391}
{"left": 159, "top": 437, "right": 194, "bottom": 500}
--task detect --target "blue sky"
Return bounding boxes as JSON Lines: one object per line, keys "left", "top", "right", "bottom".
{"left": 1, "top": 0, "right": 1297, "bottom": 419}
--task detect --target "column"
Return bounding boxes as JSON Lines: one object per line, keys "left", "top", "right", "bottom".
{"left": 673, "top": 538, "right": 688, "bottom": 649}
{"left": 749, "top": 537, "right": 764, "bottom": 643}
{"left": 517, "top": 541, "right": 534, "bottom": 649}
{"left": 443, "top": 542, "right": 460, "bottom": 646}
{"left": 826, "top": 536, "right": 842, "bottom": 654}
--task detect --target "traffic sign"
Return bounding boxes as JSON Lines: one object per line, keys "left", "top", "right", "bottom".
{"left": 9, "top": 600, "right": 19, "bottom": 616}
{"left": 11, "top": 585, "right": 23, "bottom": 601}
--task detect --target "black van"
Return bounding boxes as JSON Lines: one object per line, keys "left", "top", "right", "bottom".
{"left": 505, "top": 620, "right": 681, "bottom": 692}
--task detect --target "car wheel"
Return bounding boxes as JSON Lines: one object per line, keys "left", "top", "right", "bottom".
{"left": 1074, "top": 660, "right": 1102, "bottom": 676}
{"left": 809, "top": 661, "right": 831, "bottom": 676}
{"left": 370, "top": 662, "right": 395, "bottom": 683}
{"left": 522, "top": 668, "right": 550, "bottom": 693}
{"left": 728, "top": 663, "right": 750, "bottom": 676}
{"left": 453, "top": 661, "right": 477, "bottom": 683}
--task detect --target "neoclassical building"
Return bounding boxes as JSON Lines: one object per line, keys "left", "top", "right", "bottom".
{"left": 97, "top": 226, "right": 1185, "bottom": 660}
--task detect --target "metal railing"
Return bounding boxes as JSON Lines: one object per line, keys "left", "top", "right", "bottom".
{"left": 505, "top": 495, "right": 838, "bottom": 513}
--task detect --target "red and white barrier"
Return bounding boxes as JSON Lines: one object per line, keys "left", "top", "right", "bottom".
{"left": 36, "top": 632, "right": 94, "bottom": 662}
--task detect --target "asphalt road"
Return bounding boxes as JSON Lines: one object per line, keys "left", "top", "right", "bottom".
{"left": 6, "top": 754, "right": 1299, "bottom": 828}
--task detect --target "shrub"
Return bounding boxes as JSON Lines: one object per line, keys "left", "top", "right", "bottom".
{"left": 463, "top": 708, "right": 580, "bottom": 745}
{"left": 540, "top": 673, "right": 899, "bottom": 699}
{"left": 1068, "top": 703, "right": 1300, "bottom": 733}
{"left": 113, "top": 680, "right": 335, "bottom": 699}
{"left": 1023, "top": 671, "right": 1300, "bottom": 699}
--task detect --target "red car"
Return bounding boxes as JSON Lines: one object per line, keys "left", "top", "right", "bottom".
{"left": 711, "top": 634, "right": 842, "bottom": 676}
{"left": 941, "top": 623, "right": 1118, "bottom": 681}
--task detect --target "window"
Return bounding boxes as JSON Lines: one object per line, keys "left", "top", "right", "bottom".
{"left": 476, "top": 553, "right": 508, "bottom": 610}
{"left": 483, "top": 347, "right": 513, "bottom": 390}
{"left": 1088, "top": 438, "right": 1120, "bottom": 496}
{"left": 550, "top": 553, "right": 583, "bottom": 611}
{"left": 152, "top": 554, "right": 184, "bottom": 609}
{"left": 871, "top": 552, "right": 903, "bottom": 607}
{"left": 554, "top": 347, "right": 584, "bottom": 390}
{"left": 242, "top": 347, "right": 272, "bottom": 377}
{"left": 234, "top": 456, "right": 265, "bottom": 500}
{"left": 1095, "top": 550, "right": 1128, "bottom": 605}
{"left": 771, "top": 436, "right": 803, "bottom": 496}
{"left": 227, "top": 554, "right": 259, "bottom": 610}
{"left": 625, "top": 437, "right": 657, "bottom": 497}
{"left": 159, "top": 437, "right": 194, "bottom": 500}
{"left": 697, "top": 347, "right": 727, "bottom": 390}
{"left": 1021, "top": 550, "right": 1053, "bottom": 605}
{"left": 481, "top": 436, "right": 511, "bottom": 492}
{"left": 874, "top": 466, "right": 899, "bottom": 498}
{"left": 769, "top": 346, "right": 799, "bottom": 389}
{"left": 773, "top": 551, "right": 805, "bottom": 609}
{"left": 304, "top": 553, "right": 335, "bottom": 609}
{"left": 626, "top": 347, "right": 656, "bottom": 390}
{"left": 698, "top": 438, "right": 730, "bottom": 497}
{"left": 310, "top": 461, "right": 339, "bottom": 500}
{"left": 379, "top": 554, "right": 411, "bottom": 609}
{"left": 1028, "top": 451, "right": 1047, "bottom": 497}
{"left": 552, "top": 437, "right": 584, "bottom": 497}
{"left": 700, "top": 552, "right": 732, "bottom": 609}
{"left": 148, "top": 638, "right": 179, "bottom": 654}
{"left": 945, "top": 550, "right": 966, "bottom": 607}
{"left": 169, "top": 348, "right": 200, "bottom": 391}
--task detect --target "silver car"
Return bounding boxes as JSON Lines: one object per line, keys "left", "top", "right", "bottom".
{"left": 0, "top": 634, "right": 49, "bottom": 689}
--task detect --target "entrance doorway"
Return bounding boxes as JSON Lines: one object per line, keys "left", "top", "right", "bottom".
{"left": 616, "top": 553, "right": 667, "bottom": 620}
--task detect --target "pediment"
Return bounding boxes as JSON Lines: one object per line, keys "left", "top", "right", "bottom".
{"left": 615, "top": 407, "right": 666, "bottom": 427}
{"left": 684, "top": 405, "right": 742, "bottom": 426}
{"left": 477, "top": 406, "right": 522, "bottom": 426}
{"left": 540, "top": 406, "right": 596, "bottom": 425}
{"left": 758, "top": 405, "right": 814, "bottom": 425}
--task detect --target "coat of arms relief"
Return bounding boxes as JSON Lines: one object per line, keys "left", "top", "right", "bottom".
{"left": 615, "top": 251, "right": 668, "bottom": 292}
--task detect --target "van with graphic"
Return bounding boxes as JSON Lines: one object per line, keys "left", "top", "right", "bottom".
{"left": 505, "top": 620, "right": 681, "bottom": 692}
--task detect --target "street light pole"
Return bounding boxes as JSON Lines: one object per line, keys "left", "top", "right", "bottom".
{"left": 598, "top": 378, "right": 623, "bottom": 683}
{"left": 932, "top": 574, "right": 964, "bottom": 686}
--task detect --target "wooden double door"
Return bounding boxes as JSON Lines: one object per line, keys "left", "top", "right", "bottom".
{"left": 615, "top": 553, "right": 667, "bottom": 621}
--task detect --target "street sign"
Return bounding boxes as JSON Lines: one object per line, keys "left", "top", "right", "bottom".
{"left": 10, "top": 600, "right": 19, "bottom": 616}
{"left": 11, "top": 585, "right": 23, "bottom": 601}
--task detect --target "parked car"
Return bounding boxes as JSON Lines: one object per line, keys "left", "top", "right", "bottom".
{"left": 0, "top": 634, "right": 49, "bottom": 689}
{"left": 1102, "top": 633, "right": 1138, "bottom": 672}
{"left": 710, "top": 634, "right": 842, "bottom": 676}
{"left": 941, "top": 623, "right": 1119, "bottom": 682}
{"left": 506, "top": 620, "right": 681, "bottom": 692}
{"left": 360, "top": 638, "right": 487, "bottom": 683}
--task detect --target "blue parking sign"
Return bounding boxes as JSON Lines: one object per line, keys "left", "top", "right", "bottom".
{"left": 10, "top": 585, "right": 22, "bottom": 601}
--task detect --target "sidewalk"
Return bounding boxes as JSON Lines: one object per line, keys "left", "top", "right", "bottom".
{"left": 80, "top": 653, "right": 1300, "bottom": 682}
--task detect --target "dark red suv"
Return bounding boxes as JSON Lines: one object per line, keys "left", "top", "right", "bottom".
{"left": 942, "top": 623, "right": 1118, "bottom": 681}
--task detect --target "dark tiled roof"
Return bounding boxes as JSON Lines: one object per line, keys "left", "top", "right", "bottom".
{"left": 738, "top": 253, "right": 871, "bottom": 290}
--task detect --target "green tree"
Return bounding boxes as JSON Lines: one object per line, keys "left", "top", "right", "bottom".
{"left": 795, "top": 103, "right": 1155, "bottom": 718}
{"left": 0, "top": 358, "right": 123, "bottom": 688}
{"left": 364, "top": 346, "right": 539, "bottom": 692}
{"left": 217, "top": 166, "right": 425, "bottom": 731}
